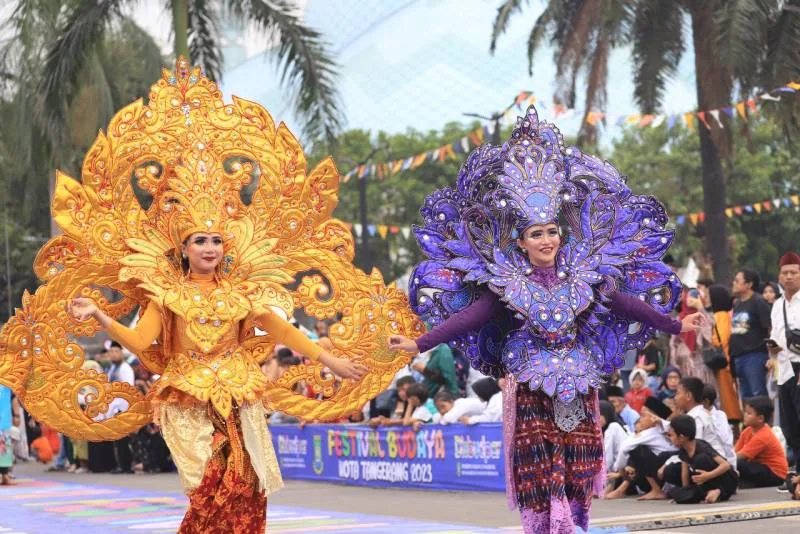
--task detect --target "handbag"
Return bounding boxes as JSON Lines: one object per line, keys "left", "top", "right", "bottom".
{"left": 702, "top": 323, "right": 728, "bottom": 370}
{"left": 783, "top": 300, "right": 800, "bottom": 355}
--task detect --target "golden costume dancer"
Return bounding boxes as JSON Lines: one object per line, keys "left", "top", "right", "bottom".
{"left": 0, "top": 58, "right": 422, "bottom": 533}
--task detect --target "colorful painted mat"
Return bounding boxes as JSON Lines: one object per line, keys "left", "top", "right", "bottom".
{"left": 0, "top": 477, "right": 521, "bottom": 534}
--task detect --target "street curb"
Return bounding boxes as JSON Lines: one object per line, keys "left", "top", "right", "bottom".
{"left": 588, "top": 500, "right": 800, "bottom": 531}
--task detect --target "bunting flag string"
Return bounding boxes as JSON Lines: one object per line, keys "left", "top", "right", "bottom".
{"left": 673, "top": 194, "right": 800, "bottom": 227}
{"left": 339, "top": 194, "right": 798, "bottom": 241}
{"left": 341, "top": 82, "right": 798, "bottom": 182}
{"left": 341, "top": 91, "right": 534, "bottom": 182}
{"left": 337, "top": 194, "right": 797, "bottom": 241}
{"left": 580, "top": 81, "right": 799, "bottom": 131}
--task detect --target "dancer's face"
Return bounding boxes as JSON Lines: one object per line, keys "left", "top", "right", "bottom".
{"left": 182, "top": 233, "right": 224, "bottom": 274}
{"left": 517, "top": 223, "right": 560, "bottom": 268}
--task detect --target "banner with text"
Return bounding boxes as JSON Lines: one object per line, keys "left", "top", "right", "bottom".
{"left": 270, "top": 423, "right": 505, "bottom": 492}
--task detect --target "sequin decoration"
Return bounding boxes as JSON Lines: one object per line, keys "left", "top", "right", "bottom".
{"left": 409, "top": 105, "right": 681, "bottom": 403}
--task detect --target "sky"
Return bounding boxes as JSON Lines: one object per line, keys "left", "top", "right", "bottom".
{"left": 127, "top": 0, "right": 698, "bottom": 140}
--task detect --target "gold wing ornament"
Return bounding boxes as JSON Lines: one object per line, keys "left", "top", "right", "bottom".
{"left": 0, "top": 58, "right": 422, "bottom": 440}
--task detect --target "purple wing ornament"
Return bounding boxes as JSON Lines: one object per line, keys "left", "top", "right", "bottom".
{"left": 409, "top": 106, "right": 681, "bottom": 404}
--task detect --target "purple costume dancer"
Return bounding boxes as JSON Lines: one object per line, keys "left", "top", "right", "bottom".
{"left": 405, "top": 106, "right": 686, "bottom": 533}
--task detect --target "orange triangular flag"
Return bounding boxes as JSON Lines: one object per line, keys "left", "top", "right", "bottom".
{"left": 735, "top": 102, "right": 747, "bottom": 118}
{"left": 377, "top": 225, "right": 389, "bottom": 239}
{"left": 683, "top": 113, "right": 696, "bottom": 130}
{"left": 698, "top": 212, "right": 705, "bottom": 223}
{"left": 725, "top": 208, "right": 733, "bottom": 218}
{"left": 753, "top": 203, "right": 762, "bottom": 214}
{"left": 689, "top": 213, "right": 699, "bottom": 225}
{"left": 762, "top": 201, "right": 772, "bottom": 211}
{"left": 389, "top": 226, "right": 400, "bottom": 234}
{"left": 697, "top": 112, "right": 712, "bottom": 129}
{"left": 734, "top": 206, "right": 743, "bottom": 215}
{"left": 792, "top": 195, "right": 800, "bottom": 205}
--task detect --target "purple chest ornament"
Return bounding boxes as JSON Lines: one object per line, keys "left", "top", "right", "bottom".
{"left": 409, "top": 106, "right": 681, "bottom": 418}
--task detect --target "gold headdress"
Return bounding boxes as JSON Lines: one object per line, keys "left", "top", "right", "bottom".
{"left": 0, "top": 58, "right": 422, "bottom": 439}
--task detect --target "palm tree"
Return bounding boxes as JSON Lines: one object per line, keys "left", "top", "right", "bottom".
{"left": 490, "top": 0, "right": 786, "bottom": 283}
{"left": 32, "top": 0, "right": 343, "bottom": 148}
{"left": 630, "top": 0, "right": 780, "bottom": 284}
{"left": 490, "top": 0, "right": 634, "bottom": 146}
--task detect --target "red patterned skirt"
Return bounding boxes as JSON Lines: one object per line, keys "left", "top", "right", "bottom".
{"left": 178, "top": 407, "right": 267, "bottom": 534}
{"left": 512, "top": 383, "right": 603, "bottom": 530}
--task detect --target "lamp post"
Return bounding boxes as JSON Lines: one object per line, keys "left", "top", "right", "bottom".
{"left": 341, "top": 142, "right": 388, "bottom": 272}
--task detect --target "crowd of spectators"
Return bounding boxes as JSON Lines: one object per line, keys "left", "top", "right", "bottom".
{"left": 600, "top": 252, "right": 800, "bottom": 504}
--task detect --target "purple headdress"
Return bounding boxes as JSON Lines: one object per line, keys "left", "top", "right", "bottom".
{"left": 409, "top": 106, "right": 681, "bottom": 403}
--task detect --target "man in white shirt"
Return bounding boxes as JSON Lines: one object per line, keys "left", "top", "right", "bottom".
{"left": 771, "top": 252, "right": 800, "bottom": 475}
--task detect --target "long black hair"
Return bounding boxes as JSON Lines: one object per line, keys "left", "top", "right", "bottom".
{"left": 471, "top": 378, "right": 501, "bottom": 403}
{"left": 709, "top": 284, "right": 733, "bottom": 312}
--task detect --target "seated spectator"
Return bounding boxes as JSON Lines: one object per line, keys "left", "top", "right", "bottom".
{"left": 735, "top": 396, "right": 788, "bottom": 488}
{"left": 702, "top": 384, "right": 736, "bottom": 468}
{"left": 412, "top": 342, "right": 459, "bottom": 397}
{"left": 625, "top": 368, "right": 653, "bottom": 414}
{"left": 608, "top": 386, "right": 640, "bottom": 432}
{"left": 677, "top": 377, "right": 736, "bottom": 468}
{"left": 666, "top": 415, "right": 738, "bottom": 504}
{"left": 656, "top": 366, "right": 681, "bottom": 409}
{"left": 606, "top": 397, "right": 676, "bottom": 500}
{"left": 370, "top": 376, "right": 416, "bottom": 420}
{"left": 600, "top": 400, "right": 627, "bottom": 484}
{"left": 432, "top": 391, "right": 485, "bottom": 424}
{"left": 461, "top": 378, "right": 503, "bottom": 424}
{"left": 403, "top": 383, "right": 433, "bottom": 431}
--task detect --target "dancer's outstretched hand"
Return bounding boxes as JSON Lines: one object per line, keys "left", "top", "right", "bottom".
{"left": 69, "top": 298, "right": 98, "bottom": 321}
{"left": 679, "top": 312, "right": 705, "bottom": 332}
{"left": 387, "top": 335, "right": 419, "bottom": 354}
{"left": 319, "top": 353, "right": 368, "bottom": 380}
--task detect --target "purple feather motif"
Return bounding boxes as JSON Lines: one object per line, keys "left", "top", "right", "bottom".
{"left": 409, "top": 105, "right": 681, "bottom": 402}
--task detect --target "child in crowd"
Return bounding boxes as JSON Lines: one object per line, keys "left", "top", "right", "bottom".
{"left": 701, "top": 384, "right": 736, "bottom": 467}
{"left": 606, "top": 397, "right": 676, "bottom": 500}
{"left": 625, "top": 368, "right": 654, "bottom": 413}
{"left": 675, "top": 377, "right": 736, "bottom": 468}
{"left": 432, "top": 390, "right": 485, "bottom": 424}
{"left": 607, "top": 386, "right": 640, "bottom": 432}
{"left": 735, "top": 396, "right": 788, "bottom": 487}
{"left": 460, "top": 378, "right": 503, "bottom": 424}
{"left": 657, "top": 367, "right": 681, "bottom": 409}
{"left": 403, "top": 383, "right": 433, "bottom": 431}
{"left": 666, "top": 415, "right": 738, "bottom": 504}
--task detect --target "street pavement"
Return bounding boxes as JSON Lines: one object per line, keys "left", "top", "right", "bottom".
{"left": 2, "top": 462, "right": 799, "bottom": 533}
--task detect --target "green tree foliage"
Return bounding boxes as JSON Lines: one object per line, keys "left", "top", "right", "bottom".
{"left": 607, "top": 119, "right": 800, "bottom": 282}
{"left": 310, "top": 122, "right": 488, "bottom": 282}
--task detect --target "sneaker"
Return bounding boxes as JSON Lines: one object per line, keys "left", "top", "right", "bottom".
{"left": 74, "top": 467, "right": 88, "bottom": 474}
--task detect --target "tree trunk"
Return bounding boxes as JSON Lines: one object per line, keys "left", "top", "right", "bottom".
{"left": 172, "top": 0, "right": 189, "bottom": 59}
{"left": 689, "top": 2, "right": 733, "bottom": 284}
